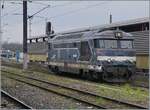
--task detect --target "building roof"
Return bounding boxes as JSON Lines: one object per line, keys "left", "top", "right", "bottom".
{"left": 29, "top": 17, "right": 149, "bottom": 39}
{"left": 57, "top": 17, "right": 149, "bottom": 34}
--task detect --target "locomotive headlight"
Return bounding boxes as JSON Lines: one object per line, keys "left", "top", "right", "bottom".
{"left": 88, "top": 65, "right": 102, "bottom": 72}
{"left": 114, "top": 32, "right": 122, "bottom": 38}
{"left": 95, "top": 65, "right": 102, "bottom": 72}
{"left": 116, "top": 32, "right": 121, "bottom": 37}
{"left": 108, "top": 59, "right": 111, "bottom": 62}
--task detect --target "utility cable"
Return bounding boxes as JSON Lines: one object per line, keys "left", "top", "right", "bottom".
{"left": 1, "top": 7, "right": 22, "bottom": 18}
{"left": 49, "top": 2, "right": 107, "bottom": 19}
{"left": 33, "top": 1, "right": 108, "bottom": 24}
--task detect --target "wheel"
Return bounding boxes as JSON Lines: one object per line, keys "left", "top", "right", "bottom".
{"left": 124, "top": 71, "right": 132, "bottom": 80}
{"left": 48, "top": 65, "right": 54, "bottom": 73}
{"left": 86, "top": 72, "right": 93, "bottom": 81}
{"left": 102, "top": 72, "right": 109, "bottom": 82}
{"left": 78, "top": 69, "right": 83, "bottom": 78}
{"left": 54, "top": 66, "right": 59, "bottom": 72}
{"left": 91, "top": 72, "right": 99, "bottom": 81}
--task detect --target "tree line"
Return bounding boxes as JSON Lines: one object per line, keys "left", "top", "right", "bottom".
{"left": 2, "top": 42, "right": 23, "bottom": 52}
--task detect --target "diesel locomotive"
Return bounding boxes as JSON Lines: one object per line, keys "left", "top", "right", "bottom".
{"left": 47, "top": 29, "right": 136, "bottom": 82}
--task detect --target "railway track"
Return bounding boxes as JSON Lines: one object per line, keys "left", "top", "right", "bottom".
{"left": 2, "top": 64, "right": 149, "bottom": 89}
{"left": 1, "top": 90, "right": 32, "bottom": 109}
{"left": 2, "top": 70, "right": 148, "bottom": 109}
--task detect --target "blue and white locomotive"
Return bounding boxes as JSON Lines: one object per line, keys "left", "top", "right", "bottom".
{"left": 47, "top": 29, "right": 136, "bottom": 82}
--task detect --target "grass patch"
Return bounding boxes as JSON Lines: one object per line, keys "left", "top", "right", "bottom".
{"left": 95, "top": 97, "right": 108, "bottom": 105}
{"left": 96, "top": 83, "right": 148, "bottom": 103}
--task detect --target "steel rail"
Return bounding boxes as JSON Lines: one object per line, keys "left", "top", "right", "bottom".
{"left": 2, "top": 73, "right": 106, "bottom": 109}
{"left": 1, "top": 89, "right": 32, "bottom": 109}
{"left": 2, "top": 70, "right": 148, "bottom": 109}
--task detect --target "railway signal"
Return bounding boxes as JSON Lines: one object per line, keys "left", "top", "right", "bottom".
{"left": 46, "top": 22, "right": 51, "bottom": 35}
{"left": 110, "top": 13, "right": 112, "bottom": 24}
{"left": 46, "top": 21, "right": 55, "bottom": 38}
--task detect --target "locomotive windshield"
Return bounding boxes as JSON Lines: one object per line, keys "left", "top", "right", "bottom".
{"left": 120, "top": 40, "right": 133, "bottom": 49}
{"left": 94, "top": 39, "right": 133, "bottom": 49}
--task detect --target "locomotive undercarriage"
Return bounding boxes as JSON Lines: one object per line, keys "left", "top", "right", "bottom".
{"left": 48, "top": 63, "right": 133, "bottom": 83}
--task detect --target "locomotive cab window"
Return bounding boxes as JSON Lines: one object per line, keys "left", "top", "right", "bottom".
{"left": 94, "top": 39, "right": 105, "bottom": 48}
{"left": 120, "top": 40, "right": 133, "bottom": 49}
{"left": 94, "top": 39, "right": 117, "bottom": 49}
{"left": 105, "top": 40, "right": 117, "bottom": 49}
{"left": 94, "top": 39, "right": 133, "bottom": 49}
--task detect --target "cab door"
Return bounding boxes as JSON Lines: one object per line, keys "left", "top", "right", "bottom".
{"left": 80, "top": 41, "right": 91, "bottom": 61}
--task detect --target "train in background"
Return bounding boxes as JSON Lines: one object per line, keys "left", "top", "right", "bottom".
{"left": 1, "top": 49, "right": 23, "bottom": 63}
{"left": 27, "top": 17, "right": 149, "bottom": 72}
{"left": 27, "top": 37, "right": 48, "bottom": 63}
{"left": 0, "top": 49, "right": 15, "bottom": 58}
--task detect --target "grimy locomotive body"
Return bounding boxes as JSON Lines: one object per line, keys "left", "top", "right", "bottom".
{"left": 47, "top": 29, "right": 136, "bottom": 82}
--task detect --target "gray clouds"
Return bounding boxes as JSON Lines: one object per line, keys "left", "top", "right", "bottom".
{"left": 1, "top": 1, "right": 149, "bottom": 43}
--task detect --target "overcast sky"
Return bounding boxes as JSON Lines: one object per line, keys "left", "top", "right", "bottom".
{"left": 1, "top": 1, "right": 149, "bottom": 43}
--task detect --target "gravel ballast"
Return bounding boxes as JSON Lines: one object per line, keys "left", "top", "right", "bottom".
{"left": 1, "top": 76, "right": 95, "bottom": 109}
{"left": 1, "top": 94, "right": 26, "bottom": 109}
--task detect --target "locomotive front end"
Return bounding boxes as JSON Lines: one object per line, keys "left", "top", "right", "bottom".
{"left": 94, "top": 30, "right": 136, "bottom": 82}
{"left": 96, "top": 51, "right": 136, "bottom": 82}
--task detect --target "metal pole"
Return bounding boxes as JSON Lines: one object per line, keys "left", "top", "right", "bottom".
{"left": 0, "top": 1, "right": 2, "bottom": 51}
{"left": 23, "top": 1, "right": 28, "bottom": 69}
{"left": 29, "top": 17, "right": 32, "bottom": 38}
{"left": 0, "top": 1, "right": 2, "bottom": 53}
